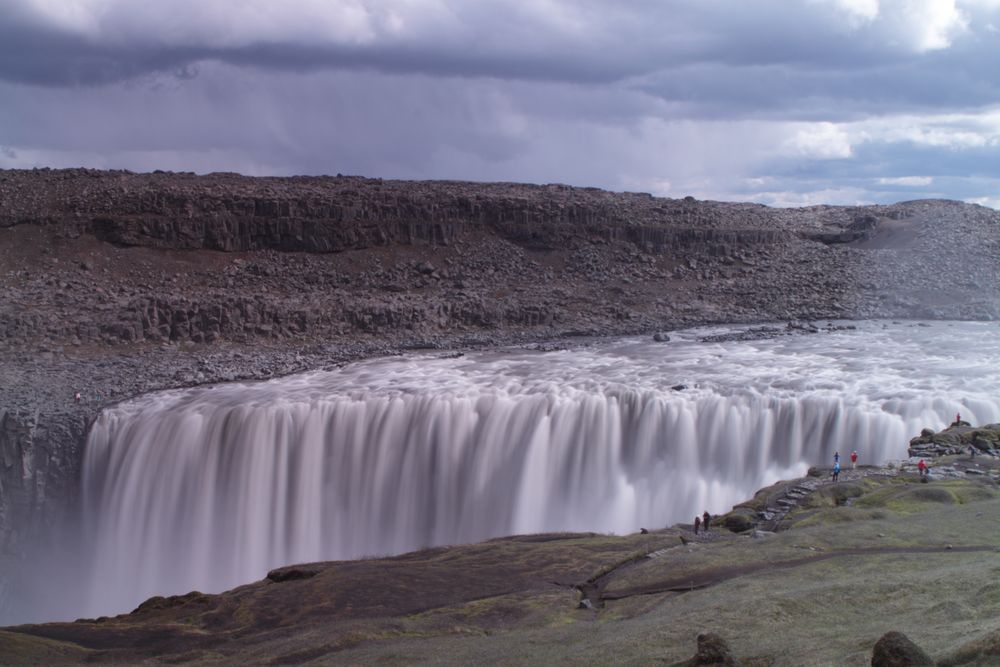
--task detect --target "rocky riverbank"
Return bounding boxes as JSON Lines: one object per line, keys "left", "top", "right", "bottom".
{"left": 2, "top": 168, "right": 1000, "bottom": 621}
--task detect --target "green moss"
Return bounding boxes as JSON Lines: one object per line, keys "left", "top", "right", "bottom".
{"left": 720, "top": 509, "right": 756, "bottom": 533}
{"left": 847, "top": 480, "right": 997, "bottom": 514}
{"left": 0, "top": 630, "right": 89, "bottom": 663}
{"left": 790, "top": 507, "right": 889, "bottom": 528}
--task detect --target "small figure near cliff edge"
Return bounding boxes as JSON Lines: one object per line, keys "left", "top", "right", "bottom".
{"left": 702, "top": 511, "right": 711, "bottom": 532}
{"left": 834, "top": 451, "right": 840, "bottom": 465}
{"left": 832, "top": 461, "right": 840, "bottom": 482}
{"left": 851, "top": 450, "right": 858, "bottom": 469}
{"left": 955, "top": 412, "right": 962, "bottom": 426}
{"left": 918, "top": 458, "right": 927, "bottom": 478}
{"left": 694, "top": 515, "right": 701, "bottom": 534}
{"left": 74, "top": 392, "right": 81, "bottom": 404}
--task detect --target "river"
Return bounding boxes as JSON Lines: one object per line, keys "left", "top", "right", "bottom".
{"left": 21, "top": 320, "right": 1000, "bottom": 622}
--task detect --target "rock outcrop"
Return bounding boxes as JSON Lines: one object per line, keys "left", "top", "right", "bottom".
{"left": 3, "top": 170, "right": 1000, "bottom": 352}
{"left": 871, "top": 631, "right": 934, "bottom": 666}
{"left": 909, "top": 423, "right": 1000, "bottom": 457}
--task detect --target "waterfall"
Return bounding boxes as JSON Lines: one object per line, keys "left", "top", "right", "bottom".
{"left": 75, "top": 321, "right": 1000, "bottom": 618}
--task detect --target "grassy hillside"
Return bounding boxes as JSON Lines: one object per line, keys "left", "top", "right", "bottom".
{"left": 5, "top": 461, "right": 1000, "bottom": 665}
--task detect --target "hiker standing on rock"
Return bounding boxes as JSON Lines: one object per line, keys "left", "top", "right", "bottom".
{"left": 834, "top": 451, "right": 840, "bottom": 466}
{"left": 832, "top": 461, "right": 841, "bottom": 482}
{"left": 694, "top": 515, "right": 701, "bottom": 535}
{"left": 955, "top": 412, "right": 962, "bottom": 426}
{"left": 918, "top": 458, "right": 927, "bottom": 478}
{"left": 851, "top": 450, "right": 858, "bottom": 469}
{"left": 702, "top": 511, "right": 711, "bottom": 532}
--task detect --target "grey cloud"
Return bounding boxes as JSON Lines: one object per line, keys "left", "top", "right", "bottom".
{"left": 0, "top": 1, "right": 991, "bottom": 90}
{"left": 2, "top": 1, "right": 1000, "bottom": 209}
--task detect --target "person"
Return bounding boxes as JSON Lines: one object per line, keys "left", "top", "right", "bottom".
{"left": 955, "top": 412, "right": 962, "bottom": 426}
{"left": 694, "top": 515, "right": 701, "bottom": 535}
{"left": 832, "top": 461, "right": 841, "bottom": 482}
{"left": 74, "top": 392, "right": 81, "bottom": 404}
{"left": 970, "top": 445, "right": 977, "bottom": 459}
{"left": 918, "top": 458, "right": 927, "bottom": 478}
{"left": 702, "top": 511, "right": 711, "bottom": 532}
{"left": 834, "top": 451, "right": 840, "bottom": 465}
{"left": 850, "top": 450, "right": 858, "bottom": 469}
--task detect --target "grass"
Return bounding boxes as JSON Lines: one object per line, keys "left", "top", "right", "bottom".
{"left": 6, "top": 471, "right": 1000, "bottom": 665}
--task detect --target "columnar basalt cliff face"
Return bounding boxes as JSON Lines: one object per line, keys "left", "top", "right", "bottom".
{"left": 1, "top": 168, "right": 999, "bottom": 619}
{"left": 3, "top": 169, "right": 998, "bottom": 351}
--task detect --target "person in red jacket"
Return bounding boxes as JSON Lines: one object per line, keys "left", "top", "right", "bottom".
{"left": 850, "top": 450, "right": 858, "bottom": 469}
{"left": 918, "top": 459, "right": 927, "bottom": 478}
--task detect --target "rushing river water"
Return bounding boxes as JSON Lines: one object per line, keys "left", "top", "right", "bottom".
{"left": 29, "top": 321, "right": 1000, "bottom": 621}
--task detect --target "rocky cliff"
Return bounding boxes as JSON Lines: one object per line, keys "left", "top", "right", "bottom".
{"left": 1, "top": 168, "right": 999, "bottom": 619}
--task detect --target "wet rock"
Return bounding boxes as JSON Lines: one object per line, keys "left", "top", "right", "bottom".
{"left": 871, "top": 631, "right": 933, "bottom": 666}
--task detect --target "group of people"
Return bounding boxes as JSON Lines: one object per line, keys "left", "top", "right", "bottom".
{"left": 831, "top": 450, "right": 859, "bottom": 482}
{"left": 693, "top": 511, "right": 712, "bottom": 534}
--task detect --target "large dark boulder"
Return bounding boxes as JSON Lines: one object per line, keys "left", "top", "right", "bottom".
{"left": 871, "top": 631, "right": 933, "bottom": 666}
{"left": 672, "top": 632, "right": 744, "bottom": 666}
{"left": 719, "top": 508, "right": 756, "bottom": 533}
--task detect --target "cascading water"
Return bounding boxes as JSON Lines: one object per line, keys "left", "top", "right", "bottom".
{"left": 70, "top": 321, "right": 1000, "bottom": 619}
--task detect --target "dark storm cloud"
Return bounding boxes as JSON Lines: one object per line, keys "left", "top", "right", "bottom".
{"left": 2, "top": 1, "right": 1000, "bottom": 208}
{"left": 2, "top": 0, "right": 994, "bottom": 115}
{"left": 0, "top": 1, "right": 661, "bottom": 86}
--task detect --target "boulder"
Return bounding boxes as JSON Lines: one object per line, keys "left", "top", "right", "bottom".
{"left": 672, "top": 632, "right": 743, "bottom": 666}
{"left": 871, "top": 631, "right": 933, "bottom": 666}
{"left": 719, "top": 508, "right": 756, "bottom": 533}
{"left": 684, "top": 632, "right": 743, "bottom": 666}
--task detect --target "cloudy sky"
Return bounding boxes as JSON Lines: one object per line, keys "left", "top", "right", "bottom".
{"left": 2, "top": 0, "right": 999, "bottom": 207}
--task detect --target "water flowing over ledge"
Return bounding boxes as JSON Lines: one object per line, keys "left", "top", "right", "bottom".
{"left": 77, "top": 321, "right": 1000, "bottom": 618}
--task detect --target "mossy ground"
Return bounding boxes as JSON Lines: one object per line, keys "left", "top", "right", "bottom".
{"left": 6, "top": 471, "right": 1000, "bottom": 665}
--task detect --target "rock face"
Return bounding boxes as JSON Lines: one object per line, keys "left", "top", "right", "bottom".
{"left": 908, "top": 423, "right": 1000, "bottom": 457}
{"left": 871, "top": 631, "right": 934, "bottom": 666}
{"left": 2, "top": 168, "right": 1000, "bottom": 614}
{"left": 3, "top": 169, "right": 1000, "bottom": 351}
